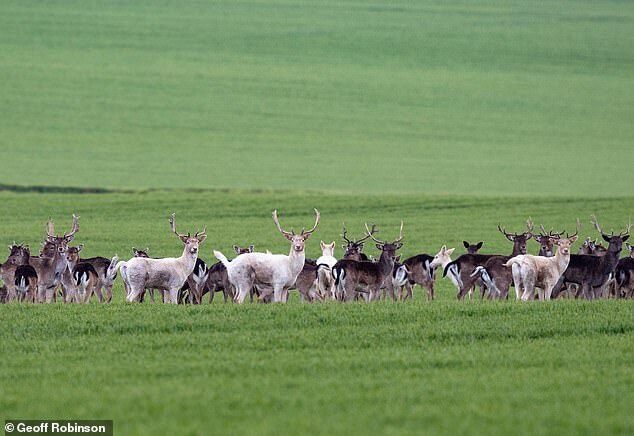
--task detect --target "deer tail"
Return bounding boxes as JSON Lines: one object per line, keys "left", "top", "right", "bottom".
{"left": 213, "top": 251, "right": 231, "bottom": 269}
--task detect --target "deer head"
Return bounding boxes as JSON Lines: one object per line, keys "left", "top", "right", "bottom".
{"left": 430, "top": 245, "right": 455, "bottom": 270}
{"left": 590, "top": 215, "right": 631, "bottom": 253}
{"left": 169, "top": 213, "right": 207, "bottom": 255}
{"left": 626, "top": 243, "right": 634, "bottom": 258}
{"left": 320, "top": 241, "right": 336, "bottom": 257}
{"left": 341, "top": 222, "right": 377, "bottom": 258}
{"left": 546, "top": 222, "right": 579, "bottom": 256}
{"left": 233, "top": 245, "right": 254, "bottom": 255}
{"left": 46, "top": 214, "right": 80, "bottom": 250}
{"left": 272, "top": 209, "right": 320, "bottom": 253}
{"left": 462, "top": 241, "right": 483, "bottom": 254}
{"left": 63, "top": 245, "right": 83, "bottom": 265}
{"left": 497, "top": 218, "right": 534, "bottom": 255}
{"left": 133, "top": 247, "right": 150, "bottom": 258}
{"left": 534, "top": 224, "right": 565, "bottom": 257}
{"left": 6, "top": 243, "right": 30, "bottom": 265}
{"left": 364, "top": 221, "right": 404, "bottom": 259}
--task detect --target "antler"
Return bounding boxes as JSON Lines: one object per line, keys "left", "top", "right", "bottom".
{"left": 619, "top": 217, "right": 632, "bottom": 237}
{"left": 497, "top": 224, "right": 515, "bottom": 238}
{"left": 355, "top": 223, "right": 378, "bottom": 244}
{"left": 272, "top": 210, "right": 294, "bottom": 237}
{"left": 539, "top": 224, "right": 565, "bottom": 239}
{"left": 46, "top": 218, "right": 55, "bottom": 240}
{"left": 195, "top": 226, "right": 207, "bottom": 238}
{"left": 170, "top": 213, "right": 190, "bottom": 239}
{"left": 393, "top": 220, "right": 404, "bottom": 243}
{"left": 364, "top": 223, "right": 385, "bottom": 244}
{"left": 300, "top": 209, "right": 320, "bottom": 236}
{"left": 64, "top": 214, "right": 80, "bottom": 239}
{"left": 341, "top": 223, "right": 352, "bottom": 244}
{"left": 590, "top": 214, "right": 610, "bottom": 237}
{"left": 565, "top": 219, "right": 580, "bottom": 239}
{"left": 525, "top": 217, "right": 534, "bottom": 235}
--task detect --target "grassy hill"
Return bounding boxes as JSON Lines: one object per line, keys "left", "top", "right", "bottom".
{"left": 1, "top": 0, "right": 633, "bottom": 195}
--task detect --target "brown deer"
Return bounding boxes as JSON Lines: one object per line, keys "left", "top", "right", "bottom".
{"left": 474, "top": 223, "right": 562, "bottom": 299}
{"left": 615, "top": 243, "right": 634, "bottom": 298}
{"left": 333, "top": 222, "right": 403, "bottom": 302}
{"left": 444, "top": 219, "right": 533, "bottom": 299}
{"left": 463, "top": 241, "right": 483, "bottom": 254}
{"left": 331, "top": 224, "right": 378, "bottom": 301}
{"left": 551, "top": 216, "right": 630, "bottom": 300}
{"left": 13, "top": 246, "right": 38, "bottom": 303}
{"left": 31, "top": 215, "right": 79, "bottom": 303}
{"left": 0, "top": 243, "right": 31, "bottom": 302}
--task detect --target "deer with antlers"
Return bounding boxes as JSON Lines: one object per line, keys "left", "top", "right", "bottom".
{"left": 332, "top": 222, "right": 403, "bottom": 302}
{"left": 505, "top": 228, "right": 578, "bottom": 301}
{"left": 473, "top": 223, "right": 563, "bottom": 299}
{"left": 214, "top": 209, "right": 320, "bottom": 303}
{"left": 121, "top": 213, "right": 206, "bottom": 303}
{"left": 444, "top": 219, "right": 533, "bottom": 300}
{"left": 551, "top": 216, "right": 630, "bottom": 300}
{"left": 331, "top": 224, "right": 379, "bottom": 301}
{"left": 30, "top": 214, "right": 79, "bottom": 303}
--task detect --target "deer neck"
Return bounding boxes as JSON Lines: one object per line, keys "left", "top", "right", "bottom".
{"left": 288, "top": 246, "right": 306, "bottom": 275}
{"left": 553, "top": 248, "right": 570, "bottom": 275}
{"left": 179, "top": 247, "right": 199, "bottom": 275}
{"left": 511, "top": 243, "right": 523, "bottom": 256}
{"left": 378, "top": 251, "right": 395, "bottom": 276}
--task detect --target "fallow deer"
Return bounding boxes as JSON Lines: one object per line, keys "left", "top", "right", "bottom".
{"left": 331, "top": 224, "right": 378, "bottom": 301}
{"left": 13, "top": 246, "right": 38, "bottom": 303}
{"left": 214, "top": 209, "right": 320, "bottom": 303}
{"left": 474, "top": 223, "right": 562, "bottom": 299}
{"left": 72, "top": 262, "right": 99, "bottom": 304}
{"left": 506, "top": 231, "right": 578, "bottom": 301}
{"left": 0, "top": 243, "right": 31, "bottom": 302}
{"left": 443, "top": 219, "right": 533, "bottom": 300}
{"left": 316, "top": 241, "right": 337, "bottom": 299}
{"left": 122, "top": 213, "right": 207, "bottom": 303}
{"left": 551, "top": 216, "right": 630, "bottom": 300}
{"left": 615, "top": 243, "right": 634, "bottom": 298}
{"left": 204, "top": 245, "right": 254, "bottom": 303}
{"left": 333, "top": 222, "right": 403, "bottom": 302}
{"left": 399, "top": 252, "right": 436, "bottom": 301}
{"left": 463, "top": 241, "right": 483, "bottom": 254}
{"left": 31, "top": 215, "right": 79, "bottom": 303}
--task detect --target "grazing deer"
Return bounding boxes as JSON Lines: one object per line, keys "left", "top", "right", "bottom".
{"left": 122, "top": 213, "right": 207, "bottom": 303}
{"left": 615, "top": 243, "right": 634, "bottom": 298}
{"left": 463, "top": 241, "right": 483, "bottom": 254}
{"left": 30, "top": 215, "right": 79, "bottom": 303}
{"left": 214, "top": 209, "right": 320, "bottom": 303}
{"left": 333, "top": 222, "right": 403, "bottom": 302}
{"left": 443, "top": 219, "right": 533, "bottom": 300}
{"left": 474, "top": 223, "right": 562, "bottom": 299}
{"left": 505, "top": 231, "right": 577, "bottom": 301}
{"left": 0, "top": 243, "right": 31, "bottom": 302}
{"left": 316, "top": 241, "right": 337, "bottom": 299}
{"left": 551, "top": 216, "right": 630, "bottom": 300}
{"left": 204, "top": 245, "right": 254, "bottom": 303}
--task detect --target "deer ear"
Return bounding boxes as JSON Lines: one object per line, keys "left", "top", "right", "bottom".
{"left": 505, "top": 234, "right": 515, "bottom": 242}
{"left": 602, "top": 234, "right": 611, "bottom": 243}
{"left": 476, "top": 242, "right": 483, "bottom": 249}
{"left": 395, "top": 255, "right": 401, "bottom": 262}
{"left": 463, "top": 241, "right": 469, "bottom": 248}
{"left": 197, "top": 234, "right": 207, "bottom": 244}
{"left": 622, "top": 235, "right": 630, "bottom": 242}
{"left": 320, "top": 241, "right": 326, "bottom": 249}
{"left": 302, "top": 232, "right": 312, "bottom": 241}
{"left": 446, "top": 248, "right": 455, "bottom": 256}
{"left": 233, "top": 245, "right": 240, "bottom": 254}
{"left": 342, "top": 244, "right": 347, "bottom": 250}
{"left": 569, "top": 235, "right": 578, "bottom": 243}
{"left": 179, "top": 235, "right": 189, "bottom": 244}
{"left": 77, "top": 244, "right": 84, "bottom": 252}
{"left": 440, "top": 245, "right": 446, "bottom": 252}
{"left": 249, "top": 245, "right": 254, "bottom": 252}
{"left": 330, "top": 241, "right": 336, "bottom": 248}
{"left": 376, "top": 243, "right": 383, "bottom": 250}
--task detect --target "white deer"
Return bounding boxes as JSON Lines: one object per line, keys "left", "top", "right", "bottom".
{"left": 505, "top": 232, "right": 578, "bottom": 301}
{"left": 315, "top": 241, "right": 337, "bottom": 299}
{"left": 214, "top": 209, "right": 320, "bottom": 303}
{"left": 121, "top": 213, "right": 206, "bottom": 303}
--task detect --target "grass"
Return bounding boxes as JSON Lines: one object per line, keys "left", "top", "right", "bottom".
{"left": 2, "top": 0, "right": 634, "bottom": 434}
{"left": 0, "top": 190, "right": 633, "bottom": 435}
{"left": 1, "top": 0, "right": 633, "bottom": 195}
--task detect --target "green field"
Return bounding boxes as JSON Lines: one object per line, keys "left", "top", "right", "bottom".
{"left": 1, "top": 0, "right": 634, "bottom": 435}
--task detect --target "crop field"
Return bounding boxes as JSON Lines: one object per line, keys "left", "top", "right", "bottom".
{"left": 1, "top": 0, "right": 634, "bottom": 435}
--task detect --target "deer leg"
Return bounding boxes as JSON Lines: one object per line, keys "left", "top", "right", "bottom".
{"left": 94, "top": 284, "right": 105, "bottom": 303}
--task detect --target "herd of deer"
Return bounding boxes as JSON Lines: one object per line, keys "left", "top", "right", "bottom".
{"left": 1, "top": 211, "right": 633, "bottom": 305}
